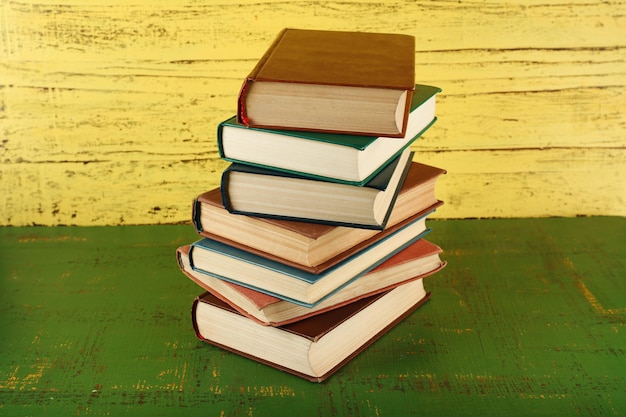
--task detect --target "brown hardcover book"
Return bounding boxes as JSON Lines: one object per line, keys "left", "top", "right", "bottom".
{"left": 192, "top": 161, "right": 446, "bottom": 272}
{"left": 237, "top": 28, "right": 416, "bottom": 137}
{"left": 191, "top": 278, "right": 431, "bottom": 382}
{"left": 178, "top": 239, "right": 445, "bottom": 326}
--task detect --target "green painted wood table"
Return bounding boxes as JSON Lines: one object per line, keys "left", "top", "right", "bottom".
{"left": 1, "top": 217, "right": 624, "bottom": 416}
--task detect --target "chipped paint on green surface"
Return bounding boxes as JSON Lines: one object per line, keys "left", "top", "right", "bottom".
{"left": 0, "top": 218, "right": 624, "bottom": 416}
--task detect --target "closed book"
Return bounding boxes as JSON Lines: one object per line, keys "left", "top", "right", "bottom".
{"left": 192, "top": 161, "right": 446, "bottom": 272}
{"left": 220, "top": 148, "right": 412, "bottom": 230}
{"left": 221, "top": 84, "right": 440, "bottom": 185}
{"left": 188, "top": 210, "right": 434, "bottom": 307}
{"left": 237, "top": 28, "right": 416, "bottom": 137}
{"left": 192, "top": 278, "right": 430, "bottom": 382}
{"left": 178, "top": 239, "right": 445, "bottom": 326}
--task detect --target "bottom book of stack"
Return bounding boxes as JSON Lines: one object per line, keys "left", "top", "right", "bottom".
{"left": 177, "top": 238, "right": 445, "bottom": 382}
{"left": 192, "top": 279, "right": 430, "bottom": 382}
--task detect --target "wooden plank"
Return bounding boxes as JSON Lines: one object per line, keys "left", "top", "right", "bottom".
{"left": 419, "top": 147, "right": 626, "bottom": 218}
{"left": 2, "top": 147, "right": 623, "bottom": 225}
{"left": 3, "top": 1, "right": 625, "bottom": 56}
{"left": 1, "top": 0, "right": 624, "bottom": 225}
{"left": 0, "top": 219, "right": 624, "bottom": 415}
{"left": 2, "top": 80, "right": 624, "bottom": 161}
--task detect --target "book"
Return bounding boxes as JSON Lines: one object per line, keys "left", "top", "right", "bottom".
{"left": 237, "top": 28, "right": 416, "bottom": 137}
{"left": 221, "top": 84, "right": 440, "bottom": 185}
{"left": 188, "top": 210, "right": 433, "bottom": 307}
{"left": 192, "top": 161, "right": 446, "bottom": 272}
{"left": 178, "top": 239, "right": 445, "bottom": 326}
{"left": 192, "top": 278, "right": 430, "bottom": 382}
{"left": 220, "top": 148, "right": 412, "bottom": 229}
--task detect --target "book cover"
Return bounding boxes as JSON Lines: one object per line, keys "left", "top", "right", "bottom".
{"left": 219, "top": 149, "right": 413, "bottom": 229}
{"left": 237, "top": 28, "right": 416, "bottom": 137}
{"left": 191, "top": 279, "right": 431, "bottom": 382}
{"left": 220, "top": 84, "right": 440, "bottom": 185}
{"left": 178, "top": 239, "right": 446, "bottom": 326}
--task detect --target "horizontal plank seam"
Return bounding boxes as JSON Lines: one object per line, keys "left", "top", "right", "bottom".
{"left": 418, "top": 46, "right": 626, "bottom": 53}
{"left": 425, "top": 146, "right": 626, "bottom": 153}
{"left": 4, "top": 147, "right": 625, "bottom": 164}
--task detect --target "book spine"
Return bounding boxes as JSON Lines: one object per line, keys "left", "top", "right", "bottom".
{"left": 219, "top": 167, "right": 235, "bottom": 213}
{"left": 187, "top": 245, "right": 197, "bottom": 271}
{"left": 236, "top": 28, "right": 289, "bottom": 125}
{"left": 191, "top": 198, "right": 203, "bottom": 233}
{"left": 399, "top": 89, "right": 414, "bottom": 137}
{"left": 216, "top": 121, "right": 226, "bottom": 159}
{"left": 237, "top": 79, "right": 252, "bottom": 125}
{"left": 191, "top": 293, "right": 206, "bottom": 343}
{"left": 175, "top": 246, "right": 187, "bottom": 272}
{"left": 377, "top": 152, "right": 414, "bottom": 230}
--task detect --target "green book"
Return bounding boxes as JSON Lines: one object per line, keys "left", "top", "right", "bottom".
{"left": 217, "top": 84, "right": 440, "bottom": 185}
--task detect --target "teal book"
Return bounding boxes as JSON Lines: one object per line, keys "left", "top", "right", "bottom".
{"left": 217, "top": 84, "right": 440, "bottom": 185}
{"left": 188, "top": 209, "right": 434, "bottom": 307}
{"left": 220, "top": 149, "right": 413, "bottom": 230}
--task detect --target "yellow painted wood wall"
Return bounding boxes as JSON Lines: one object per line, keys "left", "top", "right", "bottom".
{"left": 2, "top": 0, "right": 625, "bottom": 226}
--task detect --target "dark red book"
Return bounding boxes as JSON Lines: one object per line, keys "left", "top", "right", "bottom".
{"left": 192, "top": 278, "right": 431, "bottom": 382}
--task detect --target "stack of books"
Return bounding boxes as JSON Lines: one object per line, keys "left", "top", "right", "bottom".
{"left": 175, "top": 28, "right": 447, "bottom": 382}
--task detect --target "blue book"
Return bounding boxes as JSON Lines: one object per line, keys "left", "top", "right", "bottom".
{"left": 188, "top": 209, "right": 435, "bottom": 307}
{"left": 217, "top": 84, "right": 440, "bottom": 185}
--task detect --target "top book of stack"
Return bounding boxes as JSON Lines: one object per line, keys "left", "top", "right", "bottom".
{"left": 237, "top": 28, "right": 416, "bottom": 137}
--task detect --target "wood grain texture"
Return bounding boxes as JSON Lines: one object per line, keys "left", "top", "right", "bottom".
{"left": 1, "top": 0, "right": 625, "bottom": 225}
{"left": 0, "top": 219, "right": 624, "bottom": 416}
